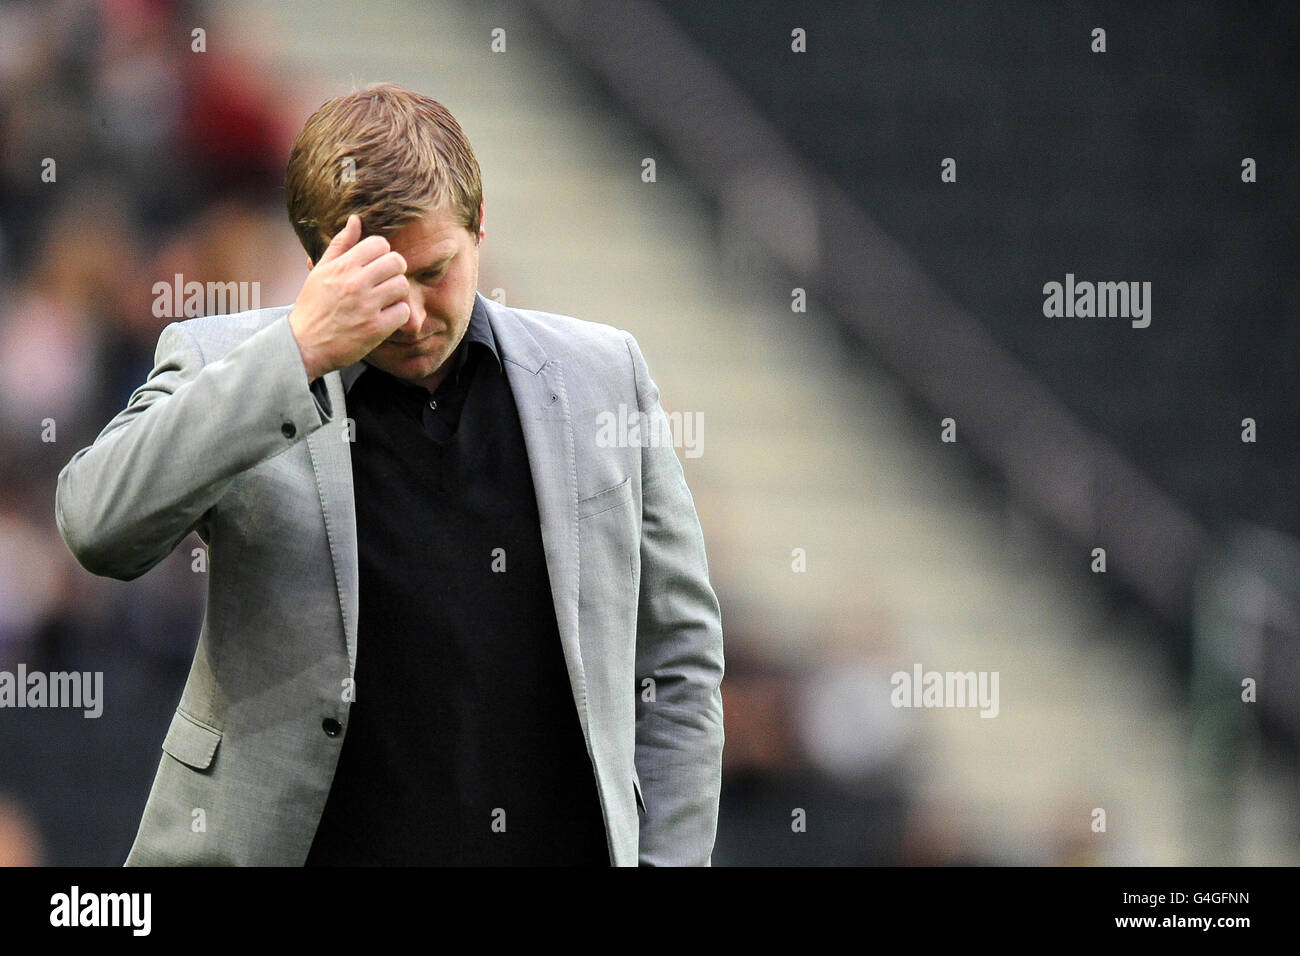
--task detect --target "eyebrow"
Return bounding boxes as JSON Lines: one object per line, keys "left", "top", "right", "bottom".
{"left": 411, "top": 254, "right": 455, "bottom": 276}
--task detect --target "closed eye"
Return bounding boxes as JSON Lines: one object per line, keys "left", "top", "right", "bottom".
{"left": 413, "top": 255, "right": 454, "bottom": 285}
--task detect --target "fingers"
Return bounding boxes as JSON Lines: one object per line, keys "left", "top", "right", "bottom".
{"left": 310, "top": 215, "right": 414, "bottom": 345}
{"left": 377, "top": 298, "right": 411, "bottom": 329}
{"left": 317, "top": 214, "right": 361, "bottom": 265}
{"left": 318, "top": 216, "right": 399, "bottom": 270}
{"left": 344, "top": 234, "right": 397, "bottom": 268}
{"left": 373, "top": 271, "right": 410, "bottom": 308}
{"left": 360, "top": 249, "right": 408, "bottom": 287}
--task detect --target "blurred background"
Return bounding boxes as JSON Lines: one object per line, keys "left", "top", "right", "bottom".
{"left": 1, "top": 0, "right": 1296, "bottom": 865}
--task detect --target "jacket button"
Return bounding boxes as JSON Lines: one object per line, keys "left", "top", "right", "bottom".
{"left": 281, "top": 421, "right": 297, "bottom": 439}
{"left": 322, "top": 718, "right": 342, "bottom": 737}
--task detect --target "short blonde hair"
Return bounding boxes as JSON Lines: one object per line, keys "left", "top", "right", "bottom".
{"left": 285, "top": 83, "right": 482, "bottom": 262}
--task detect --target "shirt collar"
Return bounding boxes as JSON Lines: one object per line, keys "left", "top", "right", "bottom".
{"left": 340, "top": 292, "right": 500, "bottom": 394}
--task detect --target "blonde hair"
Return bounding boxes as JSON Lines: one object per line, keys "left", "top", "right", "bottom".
{"left": 285, "top": 83, "right": 482, "bottom": 262}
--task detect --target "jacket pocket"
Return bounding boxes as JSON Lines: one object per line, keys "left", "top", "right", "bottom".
{"left": 578, "top": 475, "right": 633, "bottom": 520}
{"left": 161, "top": 708, "right": 222, "bottom": 771}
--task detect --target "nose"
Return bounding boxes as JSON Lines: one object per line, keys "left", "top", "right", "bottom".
{"left": 394, "top": 282, "right": 427, "bottom": 340}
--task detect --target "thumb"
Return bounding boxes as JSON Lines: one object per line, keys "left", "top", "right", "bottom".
{"left": 317, "top": 214, "right": 361, "bottom": 265}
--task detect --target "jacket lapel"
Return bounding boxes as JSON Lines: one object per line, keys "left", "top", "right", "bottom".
{"left": 486, "top": 298, "right": 590, "bottom": 737}
{"left": 305, "top": 370, "right": 361, "bottom": 676}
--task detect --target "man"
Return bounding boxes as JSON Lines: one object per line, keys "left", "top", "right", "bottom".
{"left": 54, "top": 83, "right": 725, "bottom": 866}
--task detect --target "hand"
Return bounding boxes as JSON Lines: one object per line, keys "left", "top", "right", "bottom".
{"left": 287, "top": 214, "right": 411, "bottom": 382}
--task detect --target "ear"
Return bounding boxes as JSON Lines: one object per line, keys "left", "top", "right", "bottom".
{"left": 476, "top": 198, "right": 486, "bottom": 244}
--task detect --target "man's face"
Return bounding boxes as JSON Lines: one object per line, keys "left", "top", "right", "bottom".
{"left": 360, "top": 202, "right": 484, "bottom": 389}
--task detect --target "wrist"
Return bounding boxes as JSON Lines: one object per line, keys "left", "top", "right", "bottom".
{"left": 287, "top": 311, "right": 327, "bottom": 384}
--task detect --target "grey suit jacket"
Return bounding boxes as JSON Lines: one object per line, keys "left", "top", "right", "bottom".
{"left": 55, "top": 291, "right": 725, "bottom": 866}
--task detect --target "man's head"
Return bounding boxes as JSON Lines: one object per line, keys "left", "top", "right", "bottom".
{"left": 285, "top": 83, "right": 485, "bottom": 388}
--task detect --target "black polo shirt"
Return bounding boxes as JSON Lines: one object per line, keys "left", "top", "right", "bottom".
{"left": 304, "top": 296, "right": 608, "bottom": 866}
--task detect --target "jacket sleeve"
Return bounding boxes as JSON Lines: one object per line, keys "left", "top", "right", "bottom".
{"left": 624, "top": 331, "right": 725, "bottom": 866}
{"left": 55, "top": 314, "right": 332, "bottom": 581}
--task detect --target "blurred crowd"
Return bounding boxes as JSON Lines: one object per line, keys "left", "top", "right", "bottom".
{"left": 0, "top": 0, "right": 306, "bottom": 864}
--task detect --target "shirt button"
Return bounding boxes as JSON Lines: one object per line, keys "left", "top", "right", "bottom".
{"left": 281, "top": 422, "right": 297, "bottom": 439}
{"left": 321, "top": 718, "right": 342, "bottom": 737}
{"left": 428, "top": 398, "right": 437, "bottom": 410}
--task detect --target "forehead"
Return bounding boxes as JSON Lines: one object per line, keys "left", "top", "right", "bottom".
{"left": 388, "top": 206, "right": 467, "bottom": 259}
